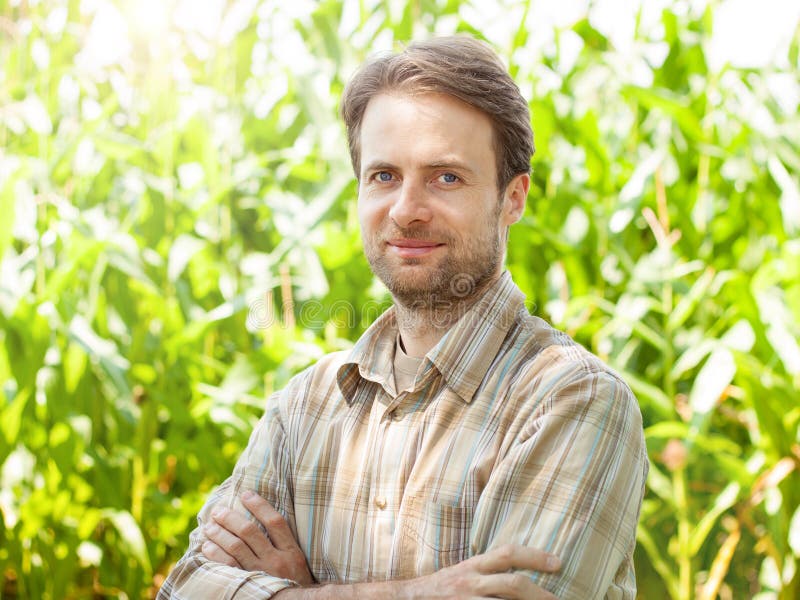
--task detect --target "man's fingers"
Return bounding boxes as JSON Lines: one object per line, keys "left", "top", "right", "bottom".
{"left": 204, "top": 496, "right": 314, "bottom": 584}
{"left": 205, "top": 519, "right": 261, "bottom": 565}
{"left": 210, "top": 505, "right": 273, "bottom": 558}
{"left": 241, "top": 491, "right": 298, "bottom": 550}
{"left": 475, "top": 572, "right": 559, "bottom": 600}
{"left": 477, "top": 544, "right": 562, "bottom": 574}
{"left": 201, "top": 540, "right": 241, "bottom": 569}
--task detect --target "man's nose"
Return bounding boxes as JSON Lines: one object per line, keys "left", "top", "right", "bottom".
{"left": 388, "top": 179, "right": 432, "bottom": 228}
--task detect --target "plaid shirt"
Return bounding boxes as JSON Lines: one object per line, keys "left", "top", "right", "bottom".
{"left": 159, "top": 272, "right": 648, "bottom": 599}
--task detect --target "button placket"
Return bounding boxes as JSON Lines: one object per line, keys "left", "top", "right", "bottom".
{"left": 369, "top": 387, "right": 401, "bottom": 572}
{"left": 371, "top": 390, "right": 397, "bottom": 516}
{"left": 382, "top": 391, "right": 404, "bottom": 422}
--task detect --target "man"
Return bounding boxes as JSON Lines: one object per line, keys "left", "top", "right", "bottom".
{"left": 159, "top": 36, "right": 648, "bottom": 599}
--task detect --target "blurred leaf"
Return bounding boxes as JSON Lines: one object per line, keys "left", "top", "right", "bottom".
{"left": 668, "top": 268, "right": 715, "bottom": 331}
{"left": 0, "top": 388, "right": 29, "bottom": 447}
{"left": 622, "top": 85, "right": 706, "bottom": 141}
{"left": 167, "top": 234, "right": 206, "bottom": 282}
{"left": 689, "top": 482, "right": 740, "bottom": 555}
{"left": 101, "top": 509, "right": 153, "bottom": 576}
{"left": 790, "top": 504, "right": 800, "bottom": 557}
{"left": 67, "top": 315, "right": 130, "bottom": 397}
{"left": 689, "top": 347, "right": 735, "bottom": 416}
{"left": 0, "top": 168, "right": 18, "bottom": 262}
{"left": 620, "top": 369, "right": 673, "bottom": 417}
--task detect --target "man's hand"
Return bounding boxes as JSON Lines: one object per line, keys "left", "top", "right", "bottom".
{"left": 273, "top": 544, "right": 561, "bottom": 600}
{"left": 402, "top": 544, "right": 562, "bottom": 599}
{"left": 201, "top": 490, "right": 315, "bottom": 586}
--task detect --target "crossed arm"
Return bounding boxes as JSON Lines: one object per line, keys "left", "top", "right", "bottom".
{"left": 202, "top": 490, "right": 562, "bottom": 600}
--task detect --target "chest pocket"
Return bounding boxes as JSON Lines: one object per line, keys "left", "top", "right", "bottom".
{"left": 397, "top": 496, "right": 475, "bottom": 577}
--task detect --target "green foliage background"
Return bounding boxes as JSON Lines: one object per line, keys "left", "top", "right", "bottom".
{"left": 1, "top": 0, "right": 799, "bottom": 598}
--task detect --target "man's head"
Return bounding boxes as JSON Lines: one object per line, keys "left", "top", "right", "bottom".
{"left": 340, "top": 36, "right": 534, "bottom": 193}
{"left": 344, "top": 36, "right": 533, "bottom": 311}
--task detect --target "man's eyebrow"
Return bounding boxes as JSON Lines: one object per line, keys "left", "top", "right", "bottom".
{"left": 361, "top": 161, "right": 397, "bottom": 174}
{"left": 361, "top": 158, "right": 477, "bottom": 175}
{"left": 425, "top": 159, "right": 475, "bottom": 173}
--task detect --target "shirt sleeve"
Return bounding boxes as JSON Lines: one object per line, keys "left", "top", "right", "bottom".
{"left": 470, "top": 368, "right": 649, "bottom": 600}
{"left": 157, "top": 394, "right": 299, "bottom": 599}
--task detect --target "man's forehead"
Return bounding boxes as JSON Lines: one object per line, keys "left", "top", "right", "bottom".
{"left": 358, "top": 93, "right": 495, "bottom": 170}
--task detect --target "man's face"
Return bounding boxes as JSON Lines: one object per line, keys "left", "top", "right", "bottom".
{"left": 357, "top": 92, "right": 528, "bottom": 309}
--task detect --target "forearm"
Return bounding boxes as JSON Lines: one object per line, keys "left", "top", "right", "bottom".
{"left": 274, "top": 580, "right": 401, "bottom": 600}
{"left": 273, "top": 546, "right": 560, "bottom": 600}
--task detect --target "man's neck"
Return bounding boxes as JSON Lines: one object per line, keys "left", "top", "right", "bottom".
{"left": 394, "top": 272, "right": 500, "bottom": 358}
{"left": 394, "top": 306, "right": 450, "bottom": 358}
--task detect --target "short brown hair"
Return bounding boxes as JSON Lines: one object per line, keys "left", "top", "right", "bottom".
{"left": 340, "top": 36, "right": 534, "bottom": 192}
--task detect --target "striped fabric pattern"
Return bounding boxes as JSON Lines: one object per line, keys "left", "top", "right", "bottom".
{"left": 158, "top": 271, "right": 648, "bottom": 599}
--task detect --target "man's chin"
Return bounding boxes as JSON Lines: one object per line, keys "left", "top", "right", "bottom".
{"left": 387, "top": 275, "right": 437, "bottom": 297}
{"left": 384, "top": 271, "right": 456, "bottom": 306}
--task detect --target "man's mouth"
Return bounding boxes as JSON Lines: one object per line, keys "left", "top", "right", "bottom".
{"left": 386, "top": 238, "right": 445, "bottom": 258}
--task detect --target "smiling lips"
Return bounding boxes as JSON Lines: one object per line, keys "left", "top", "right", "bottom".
{"left": 387, "top": 238, "right": 445, "bottom": 258}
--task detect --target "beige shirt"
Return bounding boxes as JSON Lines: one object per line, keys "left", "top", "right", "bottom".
{"left": 159, "top": 271, "right": 649, "bottom": 599}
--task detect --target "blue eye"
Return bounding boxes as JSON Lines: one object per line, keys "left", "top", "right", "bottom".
{"left": 440, "top": 173, "right": 458, "bottom": 184}
{"left": 377, "top": 171, "right": 393, "bottom": 182}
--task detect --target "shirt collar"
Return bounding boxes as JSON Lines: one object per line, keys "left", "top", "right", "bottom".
{"left": 337, "top": 307, "right": 399, "bottom": 403}
{"left": 336, "top": 271, "right": 526, "bottom": 405}
{"left": 426, "top": 271, "right": 525, "bottom": 403}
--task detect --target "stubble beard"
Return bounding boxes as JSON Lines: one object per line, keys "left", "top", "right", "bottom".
{"left": 363, "top": 214, "right": 505, "bottom": 328}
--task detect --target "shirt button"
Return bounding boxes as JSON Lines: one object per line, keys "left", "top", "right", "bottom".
{"left": 374, "top": 496, "right": 387, "bottom": 510}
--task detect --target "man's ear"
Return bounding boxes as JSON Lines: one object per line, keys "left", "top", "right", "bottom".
{"left": 500, "top": 173, "right": 530, "bottom": 226}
